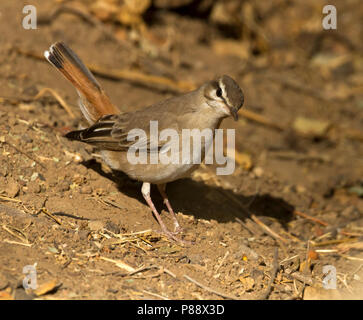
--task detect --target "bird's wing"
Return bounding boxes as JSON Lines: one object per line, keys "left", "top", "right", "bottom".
{"left": 65, "top": 111, "right": 178, "bottom": 152}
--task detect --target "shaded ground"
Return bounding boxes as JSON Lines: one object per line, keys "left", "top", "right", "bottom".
{"left": 0, "top": 0, "right": 362, "bottom": 300}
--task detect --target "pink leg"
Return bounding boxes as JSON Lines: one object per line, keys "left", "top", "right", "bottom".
{"left": 157, "top": 183, "right": 183, "bottom": 234}
{"left": 141, "top": 182, "right": 185, "bottom": 243}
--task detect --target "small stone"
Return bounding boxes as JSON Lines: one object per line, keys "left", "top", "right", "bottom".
{"left": 0, "top": 164, "right": 8, "bottom": 177}
{"left": 6, "top": 178, "right": 20, "bottom": 197}
{"left": 296, "top": 185, "right": 306, "bottom": 193}
{"left": 341, "top": 205, "right": 358, "bottom": 219}
{"left": 239, "top": 276, "right": 255, "bottom": 291}
{"left": 26, "top": 181, "right": 41, "bottom": 194}
{"left": 78, "top": 229, "right": 90, "bottom": 240}
{"left": 253, "top": 167, "right": 263, "bottom": 177}
{"left": 88, "top": 220, "right": 105, "bottom": 231}
{"left": 73, "top": 174, "right": 84, "bottom": 185}
{"left": 80, "top": 186, "right": 92, "bottom": 194}
{"left": 107, "top": 288, "right": 118, "bottom": 294}
{"left": 23, "top": 134, "right": 33, "bottom": 143}
{"left": 105, "top": 221, "right": 121, "bottom": 234}
{"left": 78, "top": 165, "right": 88, "bottom": 175}
{"left": 55, "top": 181, "right": 70, "bottom": 192}
{"left": 30, "top": 172, "right": 39, "bottom": 182}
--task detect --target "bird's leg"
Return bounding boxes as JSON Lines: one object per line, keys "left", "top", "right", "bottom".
{"left": 157, "top": 183, "right": 182, "bottom": 234}
{"left": 141, "top": 182, "right": 182, "bottom": 242}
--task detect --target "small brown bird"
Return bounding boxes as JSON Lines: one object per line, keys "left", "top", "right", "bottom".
{"left": 44, "top": 42, "right": 244, "bottom": 242}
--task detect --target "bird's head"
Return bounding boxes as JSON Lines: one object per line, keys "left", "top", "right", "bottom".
{"left": 203, "top": 75, "right": 244, "bottom": 121}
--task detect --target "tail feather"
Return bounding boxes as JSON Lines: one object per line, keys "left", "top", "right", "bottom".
{"left": 44, "top": 42, "right": 119, "bottom": 124}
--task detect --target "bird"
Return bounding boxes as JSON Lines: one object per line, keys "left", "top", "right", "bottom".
{"left": 44, "top": 42, "right": 244, "bottom": 243}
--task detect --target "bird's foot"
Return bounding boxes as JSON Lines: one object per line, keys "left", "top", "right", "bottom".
{"left": 158, "top": 228, "right": 193, "bottom": 245}
{"left": 172, "top": 223, "right": 183, "bottom": 235}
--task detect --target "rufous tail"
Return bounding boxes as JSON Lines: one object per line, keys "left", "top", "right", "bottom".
{"left": 44, "top": 42, "right": 119, "bottom": 124}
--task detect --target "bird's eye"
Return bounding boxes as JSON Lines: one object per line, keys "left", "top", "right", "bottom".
{"left": 216, "top": 87, "right": 222, "bottom": 97}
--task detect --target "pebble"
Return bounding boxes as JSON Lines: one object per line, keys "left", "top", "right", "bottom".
{"left": 105, "top": 221, "right": 121, "bottom": 234}
{"left": 341, "top": 205, "right": 358, "bottom": 219}
{"left": 253, "top": 167, "right": 264, "bottom": 177}
{"left": 295, "top": 185, "right": 306, "bottom": 194}
{"left": 0, "top": 164, "right": 8, "bottom": 177}
{"left": 26, "top": 181, "right": 41, "bottom": 194}
{"left": 55, "top": 181, "right": 70, "bottom": 192}
{"left": 88, "top": 220, "right": 105, "bottom": 231}
{"left": 80, "top": 185, "right": 92, "bottom": 194}
{"left": 6, "top": 178, "right": 20, "bottom": 197}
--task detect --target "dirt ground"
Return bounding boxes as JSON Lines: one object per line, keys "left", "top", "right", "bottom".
{"left": 0, "top": 0, "right": 362, "bottom": 300}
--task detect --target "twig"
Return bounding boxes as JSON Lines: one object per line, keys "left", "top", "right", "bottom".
{"left": 257, "top": 247, "right": 279, "bottom": 300}
{"left": 183, "top": 274, "right": 239, "bottom": 300}
{"left": 52, "top": 212, "right": 89, "bottom": 221}
{"left": 215, "top": 251, "right": 229, "bottom": 273}
{"left": 294, "top": 210, "right": 362, "bottom": 237}
{"left": 39, "top": 208, "right": 62, "bottom": 225}
{"left": 314, "top": 249, "right": 337, "bottom": 253}
{"left": 350, "top": 264, "right": 363, "bottom": 277}
{"left": 239, "top": 109, "right": 285, "bottom": 131}
{"left": 293, "top": 210, "right": 328, "bottom": 227}
{"left": 0, "top": 195, "right": 22, "bottom": 203}
{"left": 339, "top": 255, "right": 363, "bottom": 262}
{"left": 2, "top": 140, "right": 46, "bottom": 169}
{"left": 115, "top": 229, "right": 153, "bottom": 237}
{"left": 162, "top": 267, "right": 176, "bottom": 279}
{"left": 128, "top": 265, "right": 159, "bottom": 277}
{"left": 234, "top": 217, "right": 260, "bottom": 237}
{"left": 88, "top": 63, "right": 195, "bottom": 92}
{"left": 34, "top": 88, "right": 76, "bottom": 119}
{"left": 3, "top": 239, "right": 32, "bottom": 247}
{"left": 218, "top": 187, "right": 288, "bottom": 244}
{"left": 312, "top": 238, "right": 358, "bottom": 247}
{"left": 142, "top": 290, "right": 170, "bottom": 300}
{"left": 251, "top": 214, "right": 288, "bottom": 243}
{"left": 2, "top": 225, "right": 29, "bottom": 244}
{"left": 100, "top": 256, "right": 137, "bottom": 273}
{"left": 100, "top": 198, "right": 126, "bottom": 210}
{"left": 279, "top": 254, "right": 299, "bottom": 265}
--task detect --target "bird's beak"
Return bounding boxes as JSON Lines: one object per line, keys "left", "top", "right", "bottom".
{"left": 230, "top": 107, "right": 239, "bottom": 121}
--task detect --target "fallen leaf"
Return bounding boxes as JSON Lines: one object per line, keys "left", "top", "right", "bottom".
{"left": 0, "top": 288, "right": 13, "bottom": 300}
{"left": 233, "top": 150, "right": 252, "bottom": 170}
{"left": 33, "top": 279, "right": 59, "bottom": 296}
{"left": 308, "top": 250, "right": 319, "bottom": 260}
{"left": 90, "top": 0, "right": 119, "bottom": 21}
{"left": 239, "top": 276, "right": 255, "bottom": 291}
{"left": 293, "top": 116, "right": 330, "bottom": 137}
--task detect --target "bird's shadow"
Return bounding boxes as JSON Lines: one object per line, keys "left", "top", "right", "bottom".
{"left": 81, "top": 159, "right": 294, "bottom": 227}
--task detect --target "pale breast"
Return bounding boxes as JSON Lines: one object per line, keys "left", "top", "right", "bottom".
{"left": 101, "top": 149, "right": 202, "bottom": 184}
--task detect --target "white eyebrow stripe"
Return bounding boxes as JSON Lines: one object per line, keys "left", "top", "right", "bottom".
{"left": 218, "top": 79, "right": 232, "bottom": 107}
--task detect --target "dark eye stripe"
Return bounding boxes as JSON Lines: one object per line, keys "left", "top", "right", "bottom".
{"left": 216, "top": 88, "right": 222, "bottom": 97}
